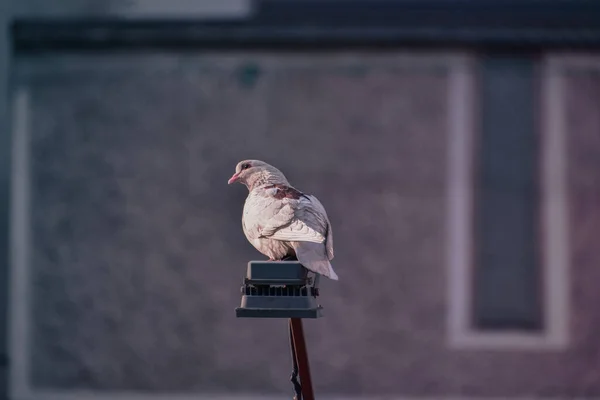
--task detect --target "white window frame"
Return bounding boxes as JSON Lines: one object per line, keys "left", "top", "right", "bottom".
{"left": 446, "top": 55, "right": 573, "bottom": 350}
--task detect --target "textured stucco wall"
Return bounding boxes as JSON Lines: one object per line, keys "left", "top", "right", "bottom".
{"left": 11, "top": 53, "right": 600, "bottom": 397}
{"left": 561, "top": 70, "right": 600, "bottom": 396}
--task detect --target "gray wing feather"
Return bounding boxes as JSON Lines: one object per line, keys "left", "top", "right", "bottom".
{"left": 266, "top": 195, "right": 331, "bottom": 248}
{"left": 304, "top": 195, "right": 334, "bottom": 260}
{"left": 260, "top": 203, "right": 297, "bottom": 236}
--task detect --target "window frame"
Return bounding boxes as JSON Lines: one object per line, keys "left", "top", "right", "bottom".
{"left": 446, "top": 55, "right": 570, "bottom": 350}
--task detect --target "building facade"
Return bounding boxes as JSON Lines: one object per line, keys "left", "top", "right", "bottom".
{"left": 2, "top": 1, "right": 600, "bottom": 399}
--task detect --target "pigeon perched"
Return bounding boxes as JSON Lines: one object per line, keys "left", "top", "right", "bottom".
{"left": 228, "top": 160, "right": 338, "bottom": 280}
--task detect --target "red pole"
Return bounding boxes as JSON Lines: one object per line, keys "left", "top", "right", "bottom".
{"left": 290, "top": 318, "right": 315, "bottom": 400}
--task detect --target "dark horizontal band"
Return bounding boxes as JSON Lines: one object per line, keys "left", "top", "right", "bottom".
{"left": 12, "top": 0, "right": 600, "bottom": 52}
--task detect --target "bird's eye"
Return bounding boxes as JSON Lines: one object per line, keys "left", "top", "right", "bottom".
{"left": 241, "top": 163, "right": 251, "bottom": 170}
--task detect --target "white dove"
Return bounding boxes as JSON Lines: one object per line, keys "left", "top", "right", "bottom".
{"left": 228, "top": 160, "right": 338, "bottom": 280}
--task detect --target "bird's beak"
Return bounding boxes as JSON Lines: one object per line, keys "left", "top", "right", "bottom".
{"left": 227, "top": 172, "right": 240, "bottom": 185}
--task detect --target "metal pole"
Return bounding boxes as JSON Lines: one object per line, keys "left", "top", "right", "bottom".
{"left": 290, "top": 318, "right": 315, "bottom": 400}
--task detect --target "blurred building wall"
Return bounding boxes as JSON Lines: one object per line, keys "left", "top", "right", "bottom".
{"left": 0, "top": 0, "right": 11, "bottom": 397}
{"left": 4, "top": 1, "right": 600, "bottom": 400}
{"left": 6, "top": 52, "right": 600, "bottom": 399}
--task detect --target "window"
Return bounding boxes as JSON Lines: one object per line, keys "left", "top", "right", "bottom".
{"left": 447, "top": 55, "right": 570, "bottom": 349}
{"left": 474, "top": 56, "right": 542, "bottom": 332}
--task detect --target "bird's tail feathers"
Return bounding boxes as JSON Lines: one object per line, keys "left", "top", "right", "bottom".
{"left": 305, "top": 259, "right": 338, "bottom": 280}
{"left": 294, "top": 242, "right": 339, "bottom": 280}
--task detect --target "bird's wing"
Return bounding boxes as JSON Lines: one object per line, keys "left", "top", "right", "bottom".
{"left": 267, "top": 216, "right": 326, "bottom": 244}
{"left": 261, "top": 190, "right": 329, "bottom": 245}
{"left": 325, "top": 222, "right": 334, "bottom": 260}
{"left": 306, "top": 195, "right": 334, "bottom": 260}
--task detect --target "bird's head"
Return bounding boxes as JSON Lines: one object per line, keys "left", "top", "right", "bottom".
{"left": 228, "top": 159, "right": 289, "bottom": 190}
